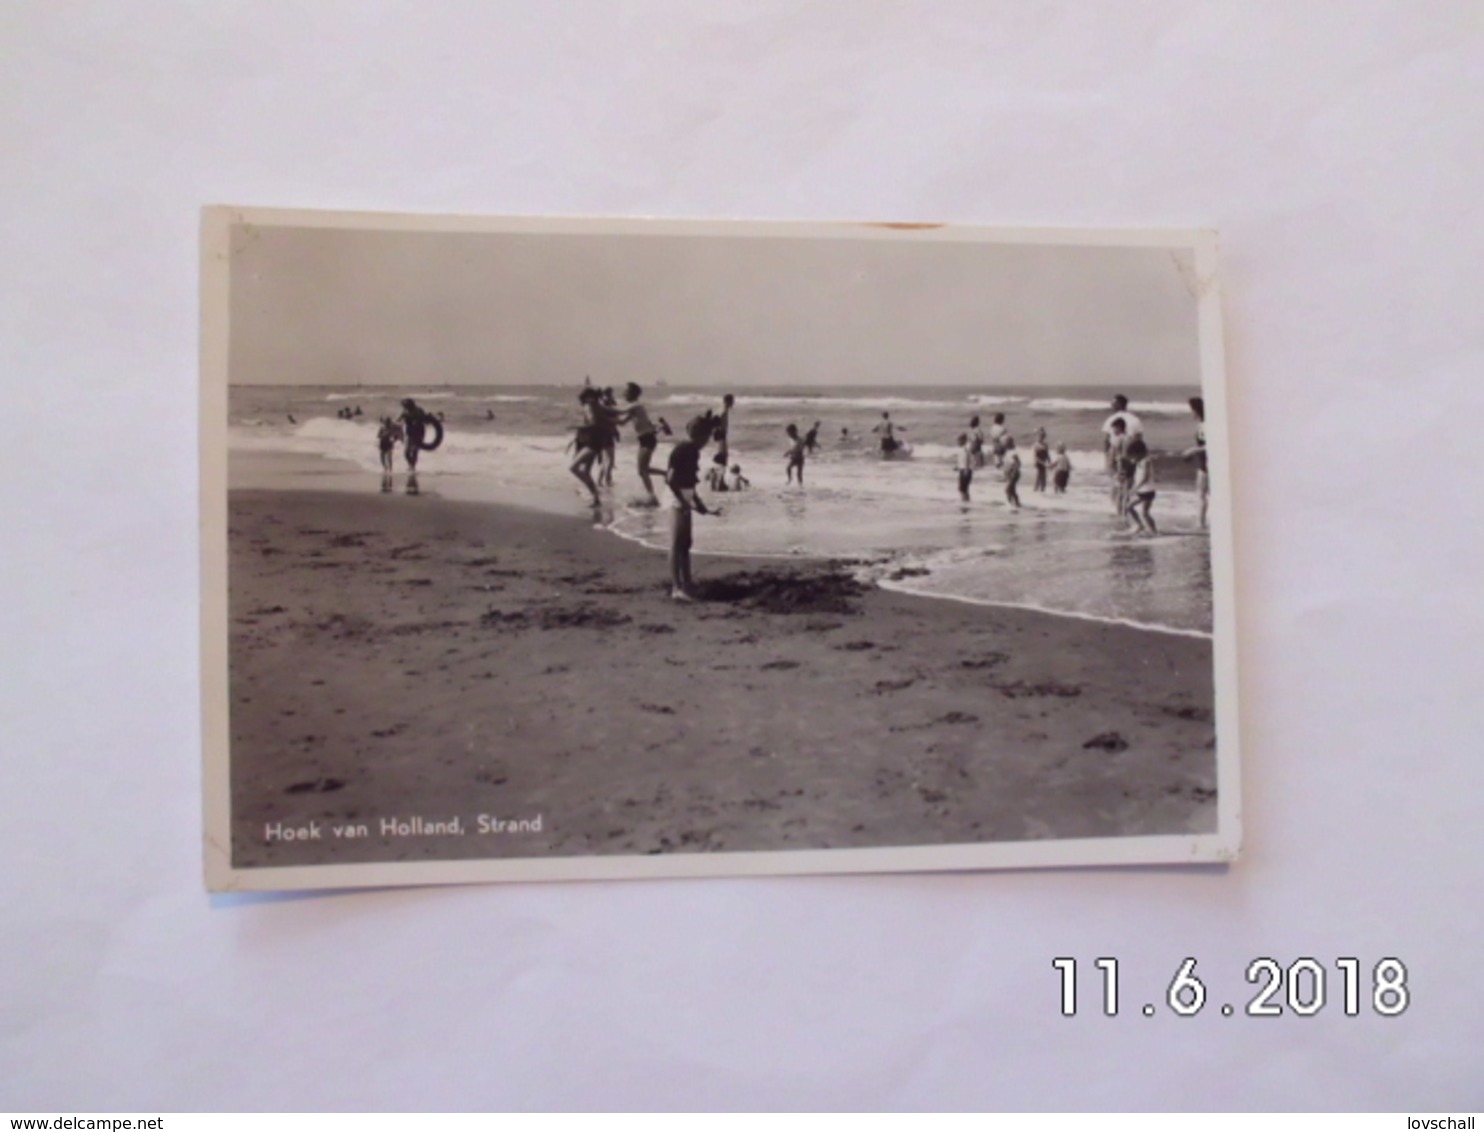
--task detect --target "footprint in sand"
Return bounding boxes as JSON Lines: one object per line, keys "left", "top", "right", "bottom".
{"left": 872, "top": 678, "right": 917, "bottom": 694}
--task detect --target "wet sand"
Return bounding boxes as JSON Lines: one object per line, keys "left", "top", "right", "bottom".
{"left": 227, "top": 489, "right": 1218, "bottom": 868}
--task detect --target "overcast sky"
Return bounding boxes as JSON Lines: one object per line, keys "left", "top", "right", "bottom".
{"left": 229, "top": 224, "right": 1200, "bottom": 388}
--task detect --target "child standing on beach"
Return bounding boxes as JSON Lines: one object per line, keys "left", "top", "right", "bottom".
{"left": 376, "top": 417, "right": 402, "bottom": 472}
{"left": 1124, "top": 438, "right": 1158, "bottom": 535}
{"left": 1032, "top": 428, "right": 1051, "bottom": 492}
{"left": 1051, "top": 443, "right": 1072, "bottom": 494}
{"left": 666, "top": 416, "right": 720, "bottom": 601}
{"left": 1002, "top": 437, "right": 1023, "bottom": 510}
{"left": 729, "top": 464, "right": 750, "bottom": 491}
{"left": 784, "top": 424, "right": 807, "bottom": 485}
{"left": 956, "top": 433, "right": 974, "bottom": 502}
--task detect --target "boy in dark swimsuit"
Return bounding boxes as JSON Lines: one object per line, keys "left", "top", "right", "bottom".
{"left": 665, "top": 416, "right": 719, "bottom": 601}
{"left": 620, "top": 382, "right": 661, "bottom": 504}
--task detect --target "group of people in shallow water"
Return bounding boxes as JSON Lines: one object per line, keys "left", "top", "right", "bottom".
{"left": 952, "top": 411, "right": 1071, "bottom": 510}
{"left": 332, "top": 384, "right": 1208, "bottom": 599}
{"left": 558, "top": 383, "right": 1209, "bottom": 599}
{"left": 951, "top": 394, "right": 1209, "bottom": 535}
{"left": 1099, "top": 393, "right": 1210, "bottom": 536}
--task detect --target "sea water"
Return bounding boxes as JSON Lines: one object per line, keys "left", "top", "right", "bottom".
{"left": 228, "top": 384, "right": 1213, "bottom": 635}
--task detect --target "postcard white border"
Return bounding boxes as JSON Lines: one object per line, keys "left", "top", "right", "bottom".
{"left": 201, "top": 206, "right": 1242, "bottom": 892}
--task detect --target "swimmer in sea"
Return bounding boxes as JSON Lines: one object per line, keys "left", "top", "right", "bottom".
{"left": 873, "top": 412, "right": 903, "bottom": 456}
{"left": 803, "top": 420, "right": 821, "bottom": 454}
{"left": 968, "top": 415, "right": 987, "bottom": 470}
{"left": 784, "top": 423, "right": 806, "bottom": 485}
{"left": 1002, "top": 437, "right": 1022, "bottom": 511}
{"left": 1051, "top": 443, "right": 1072, "bottom": 494}
{"left": 956, "top": 433, "right": 974, "bottom": 502}
{"left": 1032, "top": 428, "right": 1051, "bottom": 492}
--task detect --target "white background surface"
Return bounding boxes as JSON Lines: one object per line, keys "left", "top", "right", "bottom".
{"left": 4, "top": 0, "right": 1481, "bottom": 1111}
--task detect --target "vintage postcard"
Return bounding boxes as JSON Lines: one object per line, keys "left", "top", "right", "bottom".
{"left": 201, "top": 208, "right": 1241, "bottom": 891}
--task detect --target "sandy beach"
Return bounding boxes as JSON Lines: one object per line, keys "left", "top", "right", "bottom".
{"left": 227, "top": 487, "right": 1218, "bottom": 868}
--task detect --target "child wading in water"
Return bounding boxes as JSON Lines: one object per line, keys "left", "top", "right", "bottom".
{"left": 1032, "top": 428, "right": 1051, "bottom": 492}
{"left": 784, "top": 424, "right": 807, "bottom": 485}
{"left": 1051, "top": 443, "right": 1072, "bottom": 494}
{"left": 968, "top": 416, "right": 987, "bottom": 470}
{"left": 956, "top": 433, "right": 974, "bottom": 501}
{"left": 1124, "top": 438, "right": 1158, "bottom": 535}
{"left": 988, "top": 413, "right": 1008, "bottom": 467}
{"left": 376, "top": 417, "right": 403, "bottom": 472}
{"left": 1002, "top": 437, "right": 1023, "bottom": 510}
{"left": 665, "top": 417, "right": 720, "bottom": 601}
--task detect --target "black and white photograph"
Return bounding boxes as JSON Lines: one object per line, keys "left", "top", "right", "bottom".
{"left": 202, "top": 209, "right": 1240, "bottom": 890}
{"left": 16, "top": 0, "right": 1484, "bottom": 1111}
